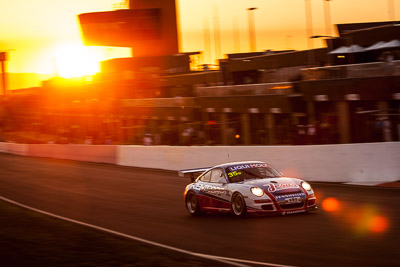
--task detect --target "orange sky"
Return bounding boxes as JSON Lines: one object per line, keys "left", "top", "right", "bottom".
{"left": 0, "top": 0, "right": 399, "bottom": 88}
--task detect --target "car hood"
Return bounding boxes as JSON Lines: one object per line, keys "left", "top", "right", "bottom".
{"left": 242, "top": 177, "right": 305, "bottom": 196}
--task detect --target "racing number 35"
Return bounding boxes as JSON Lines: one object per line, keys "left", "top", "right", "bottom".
{"left": 228, "top": 171, "right": 242, "bottom": 178}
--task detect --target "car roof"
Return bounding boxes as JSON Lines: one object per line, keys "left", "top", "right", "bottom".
{"left": 213, "top": 161, "right": 265, "bottom": 169}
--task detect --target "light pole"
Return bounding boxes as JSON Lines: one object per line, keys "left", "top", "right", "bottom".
{"left": 304, "top": 0, "right": 314, "bottom": 50}
{"left": 247, "top": 7, "right": 258, "bottom": 52}
{"left": 388, "top": 0, "right": 395, "bottom": 20}
{"left": 304, "top": 0, "right": 314, "bottom": 67}
{"left": 233, "top": 16, "right": 240, "bottom": 53}
{"left": 213, "top": 6, "right": 222, "bottom": 62}
{"left": 203, "top": 17, "right": 212, "bottom": 64}
{"left": 0, "top": 51, "right": 8, "bottom": 95}
{"left": 323, "top": 0, "right": 333, "bottom": 37}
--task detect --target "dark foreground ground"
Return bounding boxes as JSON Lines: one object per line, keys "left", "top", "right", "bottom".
{"left": 1, "top": 153, "right": 399, "bottom": 267}
{"left": 0, "top": 200, "right": 229, "bottom": 267}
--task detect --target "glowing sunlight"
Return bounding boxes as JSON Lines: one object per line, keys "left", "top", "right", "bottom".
{"left": 53, "top": 44, "right": 101, "bottom": 78}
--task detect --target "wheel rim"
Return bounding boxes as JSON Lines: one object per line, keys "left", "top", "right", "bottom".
{"left": 232, "top": 194, "right": 244, "bottom": 215}
{"left": 186, "top": 193, "right": 197, "bottom": 214}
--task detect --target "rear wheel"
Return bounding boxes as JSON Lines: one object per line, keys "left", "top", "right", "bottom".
{"left": 185, "top": 191, "right": 202, "bottom": 216}
{"left": 231, "top": 193, "right": 247, "bottom": 217}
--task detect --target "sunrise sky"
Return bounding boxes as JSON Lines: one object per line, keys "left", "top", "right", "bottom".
{"left": 0, "top": 0, "right": 399, "bottom": 88}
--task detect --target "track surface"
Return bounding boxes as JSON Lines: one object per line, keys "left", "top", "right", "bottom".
{"left": 0, "top": 153, "right": 399, "bottom": 267}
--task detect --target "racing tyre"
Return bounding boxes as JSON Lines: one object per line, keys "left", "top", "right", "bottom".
{"left": 231, "top": 193, "right": 247, "bottom": 217}
{"left": 186, "top": 191, "right": 202, "bottom": 216}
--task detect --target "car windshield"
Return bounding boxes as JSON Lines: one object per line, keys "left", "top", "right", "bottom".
{"left": 225, "top": 163, "right": 282, "bottom": 183}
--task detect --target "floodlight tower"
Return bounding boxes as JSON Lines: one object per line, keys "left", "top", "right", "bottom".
{"left": 388, "top": 0, "right": 396, "bottom": 20}
{"left": 323, "top": 0, "right": 333, "bottom": 37}
{"left": 247, "top": 7, "right": 258, "bottom": 52}
{"left": 0, "top": 52, "right": 7, "bottom": 95}
{"left": 304, "top": 0, "right": 314, "bottom": 49}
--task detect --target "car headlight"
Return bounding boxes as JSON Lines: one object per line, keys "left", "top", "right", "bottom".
{"left": 250, "top": 187, "right": 264, "bottom": 197}
{"left": 301, "top": 181, "right": 312, "bottom": 191}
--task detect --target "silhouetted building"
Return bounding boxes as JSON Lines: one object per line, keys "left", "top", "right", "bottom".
{"left": 1, "top": 19, "right": 400, "bottom": 145}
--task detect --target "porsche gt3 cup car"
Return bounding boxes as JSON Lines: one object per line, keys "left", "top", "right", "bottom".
{"left": 181, "top": 161, "right": 317, "bottom": 217}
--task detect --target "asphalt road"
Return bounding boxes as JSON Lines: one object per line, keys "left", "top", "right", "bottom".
{"left": 0, "top": 152, "right": 399, "bottom": 267}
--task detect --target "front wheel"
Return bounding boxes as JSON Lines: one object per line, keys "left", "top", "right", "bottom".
{"left": 185, "top": 191, "right": 202, "bottom": 216}
{"left": 231, "top": 193, "right": 247, "bottom": 217}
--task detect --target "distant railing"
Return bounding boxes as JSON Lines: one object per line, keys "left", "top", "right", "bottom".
{"left": 195, "top": 82, "right": 294, "bottom": 97}
{"left": 121, "top": 97, "right": 197, "bottom": 108}
{"left": 302, "top": 60, "right": 400, "bottom": 80}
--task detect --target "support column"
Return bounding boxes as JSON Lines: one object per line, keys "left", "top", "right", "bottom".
{"left": 241, "top": 113, "right": 251, "bottom": 145}
{"left": 265, "top": 113, "right": 276, "bottom": 145}
{"left": 220, "top": 112, "right": 228, "bottom": 145}
{"left": 377, "top": 101, "right": 391, "bottom": 142}
{"left": 178, "top": 118, "right": 185, "bottom": 145}
{"left": 115, "top": 117, "right": 123, "bottom": 143}
{"left": 307, "top": 101, "right": 316, "bottom": 124}
{"left": 376, "top": 101, "right": 389, "bottom": 112}
{"left": 336, "top": 101, "right": 350, "bottom": 143}
{"left": 202, "top": 111, "right": 210, "bottom": 145}
{"left": 98, "top": 115, "right": 105, "bottom": 143}
{"left": 127, "top": 116, "right": 134, "bottom": 143}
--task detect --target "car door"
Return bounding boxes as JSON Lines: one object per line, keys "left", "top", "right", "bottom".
{"left": 207, "top": 168, "right": 231, "bottom": 210}
{"left": 195, "top": 170, "right": 212, "bottom": 208}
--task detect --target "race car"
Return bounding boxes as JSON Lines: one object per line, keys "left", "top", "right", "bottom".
{"left": 181, "top": 161, "right": 317, "bottom": 217}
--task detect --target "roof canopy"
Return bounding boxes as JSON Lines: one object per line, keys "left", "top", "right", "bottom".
{"left": 365, "top": 41, "right": 386, "bottom": 51}
{"left": 329, "top": 45, "right": 365, "bottom": 54}
{"left": 378, "top": 39, "right": 400, "bottom": 49}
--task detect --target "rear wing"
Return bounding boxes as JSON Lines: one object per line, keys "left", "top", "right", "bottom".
{"left": 179, "top": 167, "right": 211, "bottom": 182}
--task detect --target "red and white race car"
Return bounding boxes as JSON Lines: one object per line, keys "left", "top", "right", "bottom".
{"left": 181, "top": 161, "right": 317, "bottom": 217}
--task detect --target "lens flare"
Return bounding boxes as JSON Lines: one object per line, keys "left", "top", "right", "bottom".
{"left": 322, "top": 197, "right": 339, "bottom": 212}
{"left": 351, "top": 205, "right": 390, "bottom": 235}
{"left": 369, "top": 215, "right": 389, "bottom": 233}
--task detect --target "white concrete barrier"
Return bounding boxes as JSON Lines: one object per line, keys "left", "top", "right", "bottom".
{"left": 118, "top": 145, "right": 233, "bottom": 171}
{"left": 0, "top": 142, "right": 7, "bottom": 153}
{"left": 118, "top": 143, "right": 400, "bottom": 185}
{"left": 223, "top": 143, "right": 400, "bottom": 184}
{"left": 28, "top": 144, "right": 117, "bottom": 164}
{"left": 0, "top": 142, "right": 29, "bottom": 156}
{"left": 1, "top": 142, "right": 399, "bottom": 185}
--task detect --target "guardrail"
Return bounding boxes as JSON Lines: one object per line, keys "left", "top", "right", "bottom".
{"left": 1, "top": 142, "right": 399, "bottom": 185}
{"left": 302, "top": 60, "right": 400, "bottom": 80}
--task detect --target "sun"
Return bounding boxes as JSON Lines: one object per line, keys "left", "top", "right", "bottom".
{"left": 53, "top": 44, "right": 101, "bottom": 78}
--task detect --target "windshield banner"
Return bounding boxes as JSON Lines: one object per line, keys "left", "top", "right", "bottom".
{"left": 229, "top": 163, "right": 268, "bottom": 171}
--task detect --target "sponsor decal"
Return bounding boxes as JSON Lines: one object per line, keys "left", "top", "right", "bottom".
{"left": 275, "top": 193, "right": 305, "bottom": 201}
{"left": 285, "top": 197, "right": 301, "bottom": 204}
{"left": 229, "top": 163, "right": 268, "bottom": 171}
{"left": 191, "top": 184, "right": 202, "bottom": 191}
{"left": 227, "top": 171, "right": 242, "bottom": 178}
{"left": 265, "top": 183, "right": 299, "bottom": 192}
{"left": 282, "top": 210, "right": 306, "bottom": 215}
{"left": 191, "top": 183, "right": 230, "bottom": 197}
{"left": 200, "top": 185, "right": 226, "bottom": 196}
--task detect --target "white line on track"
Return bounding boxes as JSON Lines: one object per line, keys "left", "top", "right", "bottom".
{"left": 0, "top": 195, "right": 297, "bottom": 267}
